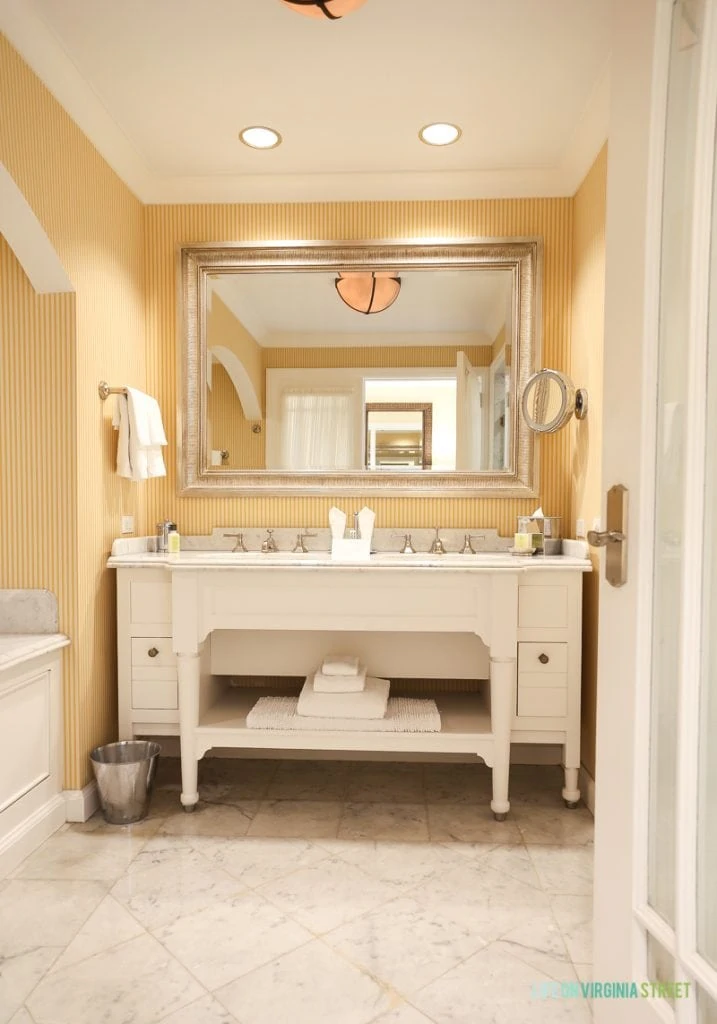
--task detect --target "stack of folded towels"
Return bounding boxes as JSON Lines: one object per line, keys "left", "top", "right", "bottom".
{"left": 297, "top": 654, "right": 390, "bottom": 720}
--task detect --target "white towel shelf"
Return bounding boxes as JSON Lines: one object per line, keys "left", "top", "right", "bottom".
{"left": 195, "top": 689, "right": 492, "bottom": 757}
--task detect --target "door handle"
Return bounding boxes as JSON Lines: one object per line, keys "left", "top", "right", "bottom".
{"left": 588, "top": 484, "right": 628, "bottom": 587}
{"left": 586, "top": 530, "right": 625, "bottom": 546}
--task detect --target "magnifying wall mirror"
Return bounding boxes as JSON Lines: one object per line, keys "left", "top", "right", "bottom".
{"left": 521, "top": 368, "right": 588, "bottom": 434}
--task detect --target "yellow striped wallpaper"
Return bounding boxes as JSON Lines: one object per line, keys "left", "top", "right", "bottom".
{"left": 263, "top": 345, "right": 494, "bottom": 370}
{"left": 571, "top": 144, "right": 608, "bottom": 778}
{"left": 208, "top": 361, "right": 265, "bottom": 470}
{"left": 144, "top": 199, "right": 573, "bottom": 535}
{"left": 1, "top": 35, "right": 147, "bottom": 789}
{"left": 0, "top": 235, "right": 77, "bottom": 750}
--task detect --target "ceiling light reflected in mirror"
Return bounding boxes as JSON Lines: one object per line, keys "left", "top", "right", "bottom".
{"left": 335, "top": 272, "right": 401, "bottom": 315}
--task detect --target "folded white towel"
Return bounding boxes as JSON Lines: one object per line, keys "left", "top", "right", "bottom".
{"left": 112, "top": 388, "right": 168, "bottom": 481}
{"left": 297, "top": 676, "right": 389, "bottom": 719}
{"left": 321, "top": 654, "right": 360, "bottom": 676}
{"left": 313, "top": 665, "right": 366, "bottom": 693}
{"left": 247, "top": 695, "right": 440, "bottom": 732}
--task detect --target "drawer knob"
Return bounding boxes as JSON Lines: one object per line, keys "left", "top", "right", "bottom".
{"left": 148, "top": 647, "right": 159, "bottom": 658}
{"left": 538, "top": 653, "right": 549, "bottom": 664}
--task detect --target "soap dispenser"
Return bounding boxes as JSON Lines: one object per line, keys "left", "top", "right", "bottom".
{"left": 167, "top": 527, "right": 181, "bottom": 556}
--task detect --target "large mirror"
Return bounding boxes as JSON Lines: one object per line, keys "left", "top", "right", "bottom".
{"left": 179, "top": 240, "right": 541, "bottom": 496}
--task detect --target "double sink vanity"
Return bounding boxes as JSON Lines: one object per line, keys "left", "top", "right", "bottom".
{"left": 109, "top": 530, "right": 590, "bottom": 820}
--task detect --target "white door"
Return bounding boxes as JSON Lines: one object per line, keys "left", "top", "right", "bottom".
{"left": 594, "top": 1, "right": 717, "bottom": 1022}
{"left": 455, "top": 350, "right": 485, "bottom": 469}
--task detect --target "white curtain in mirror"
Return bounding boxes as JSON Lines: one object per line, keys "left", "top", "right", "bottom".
{"left": 279, "top": 390, "right": 355, "bottom": 471}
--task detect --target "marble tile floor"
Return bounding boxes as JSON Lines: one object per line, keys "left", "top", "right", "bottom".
{"left": 0, "top": 759, "right": 594, "bottom": 1024}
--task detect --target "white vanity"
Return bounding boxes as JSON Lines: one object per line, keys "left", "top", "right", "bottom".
{"left": 109, "top": 546, "right": 590, "bottom": 819}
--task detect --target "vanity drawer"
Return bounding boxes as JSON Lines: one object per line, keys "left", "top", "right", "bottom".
{"left": 131, "top": 637, "right": 176, "bottom": 668}
{"left": 131, "top": 670, "right": 178, "bottom": 710}
{"left": 518, "top": 642, "right": 568, "bottom": 675}
{"left": 517, "top": 686, "right": 567, "bottom": 718}
{"left": 518, "top": 586, "right": 568, "bottom": 629}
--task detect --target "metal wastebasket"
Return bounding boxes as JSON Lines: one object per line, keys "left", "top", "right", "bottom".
{"left": 90, "top": 740, "right": 161, "bottom": 824}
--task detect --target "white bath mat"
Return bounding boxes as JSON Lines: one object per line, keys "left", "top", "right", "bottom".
{"left": 246, "top": 695, "right": 441, "bottom": 732}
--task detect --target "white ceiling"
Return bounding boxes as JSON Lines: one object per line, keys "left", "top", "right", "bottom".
{"left": 208, "top": 268, "right": 512, "bottom": 346}
{"left": 0, "top": 0, "right": 611, "bottom": 203}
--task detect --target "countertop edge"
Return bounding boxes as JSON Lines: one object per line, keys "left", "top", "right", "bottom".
{"left": 0, "top": 633, "right": 70, "bottom": 673}
{"left": 106, "top": 554, "right": 592, "bottom": 572}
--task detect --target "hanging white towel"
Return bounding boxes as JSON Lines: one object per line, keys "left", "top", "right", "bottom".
{"left": 297, "top": 676, "right": 390, "bottom": 719}
{"left": 112, "top": 388, "right": 168, "bottom": 481}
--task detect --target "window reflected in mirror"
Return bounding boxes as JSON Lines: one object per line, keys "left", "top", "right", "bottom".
{"left": 204, "top": 267, "right": 514, "bottom": 473}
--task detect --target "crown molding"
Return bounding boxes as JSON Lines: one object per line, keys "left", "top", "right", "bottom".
{"left": 1, "top": 2, "right": 609, "bottom": 205}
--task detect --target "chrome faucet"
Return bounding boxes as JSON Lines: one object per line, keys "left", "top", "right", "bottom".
{"left": 461, "top": 533, "right": 487, "bottom": 554}
{"left": 429, "top": 528, "right": 446, "bottom": 555}
{"left": 292, "top": 529, "right": 318, "bottom": 553}
{"left": 261, "top": 529, "right": 278, "bottom": 553}
{"left": 224, "top": 531, "right": 247, "bottom": 553}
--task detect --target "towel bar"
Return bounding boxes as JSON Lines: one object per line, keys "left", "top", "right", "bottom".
{"left": 98, "top": 381, "right": 128, "bottom": 401}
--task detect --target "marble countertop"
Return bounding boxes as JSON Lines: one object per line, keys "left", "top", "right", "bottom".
{"left": 107, "top": 550, "right": 591, "bottom": 572}
{"left": 0, "top": 633, "right": 70, "bottom": 672}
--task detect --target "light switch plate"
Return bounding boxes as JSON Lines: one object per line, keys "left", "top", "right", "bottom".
{"left": 120, "top": 515, "right": 135, "bottom": 535}
{"left": 576, "top": 518, "right": 586, "bottom": 538}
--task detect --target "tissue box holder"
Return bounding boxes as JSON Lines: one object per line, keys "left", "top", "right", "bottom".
{"left": 331, "top": 538, "right": 371, "bottom": 562}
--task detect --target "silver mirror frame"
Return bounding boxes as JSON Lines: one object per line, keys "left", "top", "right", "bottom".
{"left": 179, "top": 238, "right": 542, "bottom": 497}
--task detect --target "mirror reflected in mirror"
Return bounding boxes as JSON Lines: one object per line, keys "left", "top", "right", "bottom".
{"left": 205, "top": 268, "right": 513, "bottom": 474}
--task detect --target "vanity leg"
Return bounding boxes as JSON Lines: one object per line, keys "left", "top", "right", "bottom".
{"left": 490, "top": 657, "right": 516, "bottom": 819}
{"left": 562, "top": 764, "right": 581, "bottom": 809}
{"left": 177, "top": 652, "right": 200, "bottom": 811}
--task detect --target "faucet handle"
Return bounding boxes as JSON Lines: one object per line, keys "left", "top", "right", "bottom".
{"left": 223, "top": 532, "right": 247, "bottom": 553}
{"left": 292, "top": 529, "right": 318, "bottom": 553}
{"left": 390, "top": 531, "right": 415, "bottom": 554}
{"left": 461, "top": 533, "right": 487, "bottom": 554}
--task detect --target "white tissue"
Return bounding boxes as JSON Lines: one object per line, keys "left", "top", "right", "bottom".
{"left": 329, "top": 507, "right": 347, "bottom": 542}
{"left": 531, "top": 506, "right": 544, "bottom": 519}
{"left": 357, "top": 507, "right": 375, "bottom": 546}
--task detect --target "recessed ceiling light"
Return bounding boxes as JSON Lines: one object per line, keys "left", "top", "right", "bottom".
{"left": 239, "top": 126, "right": 282, "bottom": 150}
{"left": 419, "top": 122, "right": 462, "bottom": 147}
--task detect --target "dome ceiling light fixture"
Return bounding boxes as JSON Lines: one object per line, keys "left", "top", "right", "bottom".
{"left": 338, "top": 272, "right": 403, "bottom": 315}
{"left": 239, "top": 125, "right": 282, "bottom": 149}
{"left": 419, "top": 122, "right": 462, "bottom": 147}
{"left": 279, "top": 0, "right": 368, "bottom": 20}
{"left": 335, "top": 271, "right": 401, "bottom": 315}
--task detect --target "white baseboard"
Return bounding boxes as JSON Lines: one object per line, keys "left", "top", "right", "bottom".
{"left": 579, "top": 763, "right": 596, "bottom": 815}
{"left": 64, "top": 781, "right": 99, "bottom": 823}
{"left": 0, "top": 795, "right": 66, "bottom": 878}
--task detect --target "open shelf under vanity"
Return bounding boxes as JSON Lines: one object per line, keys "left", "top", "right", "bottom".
{"left": 195, "top": 686, "right": 492, "bottom": 756}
